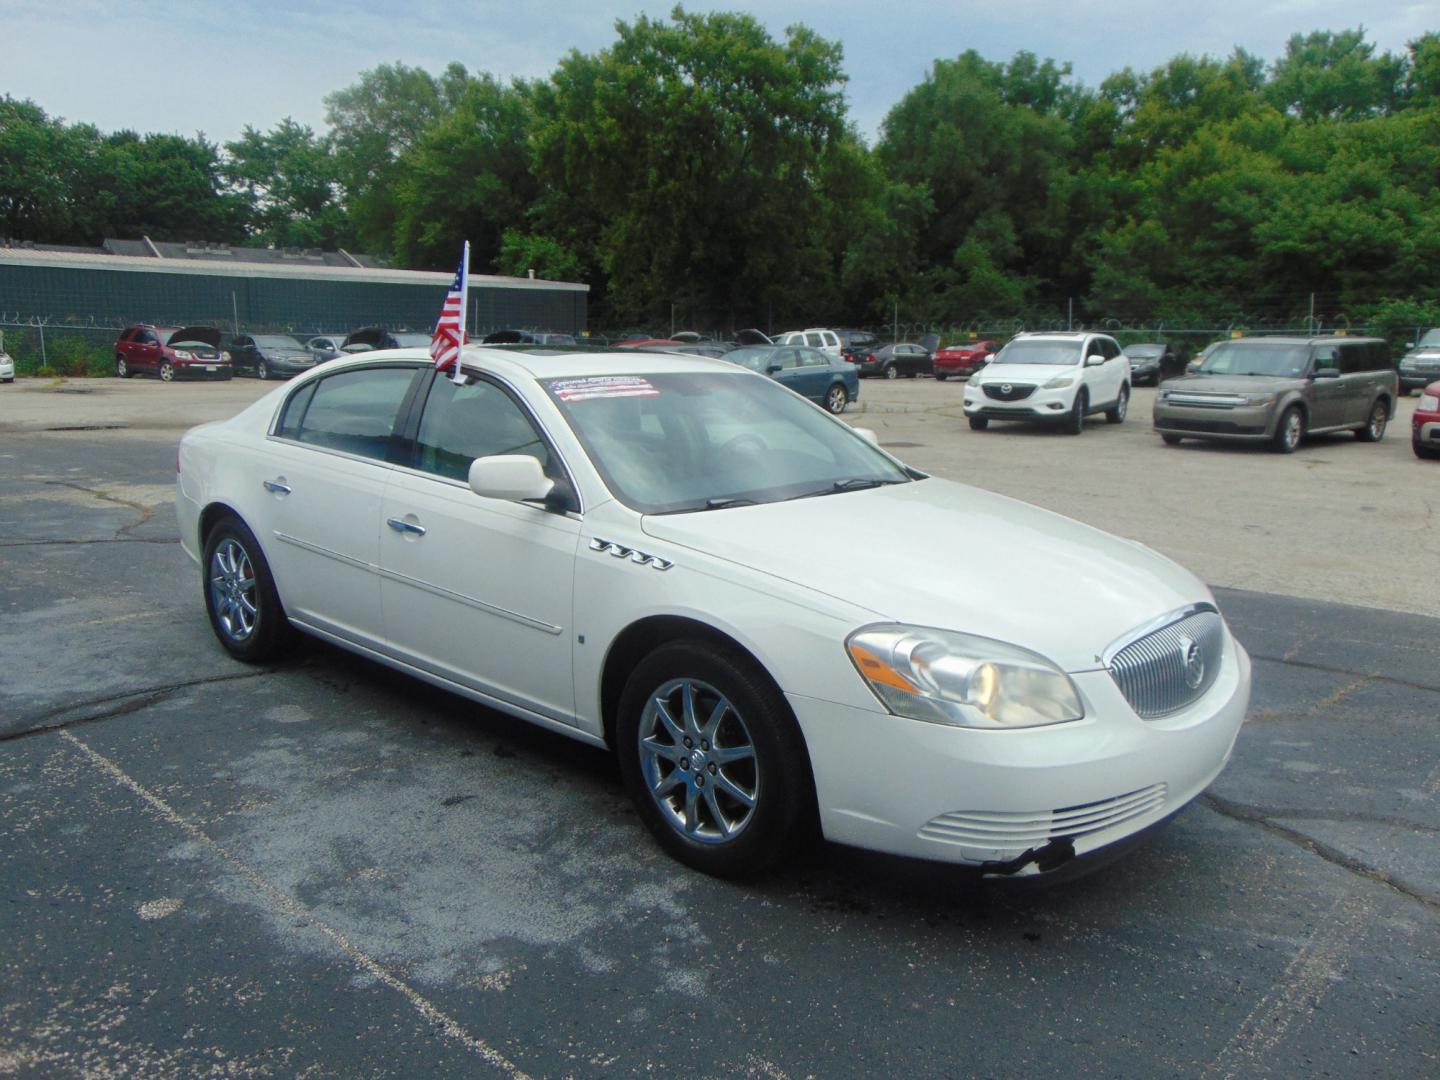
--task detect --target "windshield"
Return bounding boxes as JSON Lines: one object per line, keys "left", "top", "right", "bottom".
{"left": 993, "top": 340, "right": 1082, "bottom": 366}
{"left": 1124, "top": 345, "right": 1163, "bottom": 358}
{"left": 1199, "top": 342, "right": 1310, "bottom": 377}
{"left": 545, "top": 371, "right": 910, "bottom": 514}
{"left": 254, "top": 335, "right": 305, "bottom": 350}
{"left": 1418, "top": 330, "right": 1440, "bottom": 348}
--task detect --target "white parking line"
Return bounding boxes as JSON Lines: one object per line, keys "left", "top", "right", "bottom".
{"left": 58, "top": 729, "right": 533, "bottom": 1080}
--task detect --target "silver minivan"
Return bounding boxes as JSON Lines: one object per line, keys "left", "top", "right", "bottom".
{"left": 1153, "top": 336, "right": 1397, "bottom": 453}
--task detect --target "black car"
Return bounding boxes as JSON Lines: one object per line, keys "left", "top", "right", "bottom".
{"left": 230, "top": 333, "right": 325, "bottom": 380}
{"left": 854, "top": 342, "right": 934, "bottom": 379}
{"left": 341, "top": 327, "right": 434, "bottom": 352}
{"left": 1122, "top": 342, "right": 1186, "bottom": 386}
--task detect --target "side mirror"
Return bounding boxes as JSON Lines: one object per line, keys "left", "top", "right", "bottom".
{"left": 468, "top": 455, "right": 554, "bottom": 503}
{"left": 1312, "top": 368, "right": 1340, "bottom": 380}
{"left": 1085, "top": 354, "right": 1105, "bottom": 367}
{"left": 766, "top": 364, "right": 783, "bottom": 374}
{"left": 853, "top": 427, "right": 880, "bottom": 446}
{"left": 1186, "top": 361, "right": 1202, "bottom": 373}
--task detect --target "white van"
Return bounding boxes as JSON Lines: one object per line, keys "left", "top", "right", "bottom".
{"left": 773, "top": 328, "right": 842, "bottom": 358}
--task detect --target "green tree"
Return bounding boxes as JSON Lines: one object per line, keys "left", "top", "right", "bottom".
{"left": 223, "top": 119, "right": 350, "bottom": 248}
{"left": 1266, "top": 29, "right": 1405, "bottom": 121}
{"left": 529, "top": 5, "right": 850, "bottom": 327}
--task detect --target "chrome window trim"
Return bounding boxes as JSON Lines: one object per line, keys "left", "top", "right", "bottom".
{"left": 1101, "top": 602, "right": 1219, "bottom": 668}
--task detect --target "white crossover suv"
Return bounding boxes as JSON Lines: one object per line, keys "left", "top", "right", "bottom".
{"left": 964, "top": 332, "right": 1131, "bottom": 434}
{"left": 177, "top": 347, "right": 1247, "bottom": 879}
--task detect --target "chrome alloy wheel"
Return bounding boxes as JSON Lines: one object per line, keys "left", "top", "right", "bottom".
{"left": 638, "top": 678, "right": 759, "bottom": 843}
{"left": 1281, "top": 408, "right": 1303, "bottom": 451}
{"left": 209, "top": 537, "right": 258, "bottom": 642}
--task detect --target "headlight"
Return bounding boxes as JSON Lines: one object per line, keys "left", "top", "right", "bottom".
{"left": 1043, "top": 376, "right": 1075, "bottom": 389}
{"left": 221, "top": 351, "right": 232, "bottom": 362}
{"left": 1242, "top": 393, "right": 1276, "bottom": 406}
{"left": 846, "top": 625, "right": 1084, "bottom": 729}
{"left": 1420, "top": 393, "right": 1440, "bottom": 410}
{"left": 172, "top": 349, "right": 193, "bottom": 360}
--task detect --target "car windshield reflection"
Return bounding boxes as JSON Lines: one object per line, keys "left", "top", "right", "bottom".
{"left": 544, "top": 371, "right": 909, "bottom": 514}
{"left": 994, "top": 341, "right": 1083, "bottom": 366}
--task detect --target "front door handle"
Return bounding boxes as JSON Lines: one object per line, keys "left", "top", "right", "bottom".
{"left": 262, "top": 479, "right": 291, "bottom": 495}
{"left": 386, "top": 517, "right": 427, "bottom": 537}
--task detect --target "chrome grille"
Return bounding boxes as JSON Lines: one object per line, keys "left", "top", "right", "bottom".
{"left": 919, "top": 784, "right": 1168, "bottom": 848}
{"left": 1107, "top": 606, "right": 1224, "bottom": 719}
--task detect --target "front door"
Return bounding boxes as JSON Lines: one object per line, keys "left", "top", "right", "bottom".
{"left": 378, "top": 372, "right": 580, "bottom": 723}
{"left": 1309, "top": 347, "right": 1348, "bottom": 428}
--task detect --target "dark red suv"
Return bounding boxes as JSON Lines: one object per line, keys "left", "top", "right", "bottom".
{"left": 114, "top": 325, "right": 232, "bottom": 381}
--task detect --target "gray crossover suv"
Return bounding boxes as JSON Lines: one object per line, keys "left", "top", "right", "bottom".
{"left": 1153, "top": 336, "right": 1397, "bottom": 453}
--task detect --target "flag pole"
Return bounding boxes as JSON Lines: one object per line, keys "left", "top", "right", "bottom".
{"left": 454, "top": 240, "right": 470, "bottom": 383}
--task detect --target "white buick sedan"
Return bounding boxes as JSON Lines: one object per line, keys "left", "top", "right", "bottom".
{"left": 177, "top": 347, "right": 1250, "bottom": 878}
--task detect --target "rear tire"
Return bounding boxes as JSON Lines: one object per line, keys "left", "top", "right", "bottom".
{"left": 1106, "top": 384, "right": 1130, "bottom": 424}
{"left": 115, "top": 355, "right": 131, "bottom": 379}
{"left": 202, "top": 515, "right": 294, "bottom": 663}
{"left": 968, "top": 416, "right": 989, "bottom": 431}
{"left": 824, "top": 384, "right": 848, "bottom": 415}
{"left": 1355, "top": 400, "right": 1387, "bottom": 442}
{"left": 616, "top": 640, "right": 815, "bottom": 878}
{"left": 884, "top": 364, "right": 898, "bottom": 380}
{"left": 1271, "top": 405, "right": 1304, "bottom": 453}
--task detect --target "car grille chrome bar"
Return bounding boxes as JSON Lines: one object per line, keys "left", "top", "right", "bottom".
{"left": 1163, "top": 392, "right": 1246, "bottom": 408}
{"left": 918, "top": 784, "right": 1168, "bottom": 848}
{"left": 982, "top": 383, "right": 1036, "bottom": 401}
{"left": 1106, "top": 606, "right": 1224, "bottom": 719}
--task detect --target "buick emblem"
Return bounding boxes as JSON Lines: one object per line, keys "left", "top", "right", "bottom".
{"left": 1179, "top": 635, "right": 1204, "bottom": 689}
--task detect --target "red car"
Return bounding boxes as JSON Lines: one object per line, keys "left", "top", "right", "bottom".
{"left": 1414, "top": 380, "right": 1440, "bottom": 459}
{"left": 933, "top": 339, "right": 1000, "bottom": 380}
{"left": 114, "top": 324, "right": 231, "bottom": 381}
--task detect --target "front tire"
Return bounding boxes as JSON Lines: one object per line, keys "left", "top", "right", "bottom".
{"left": 1064, "top": 389, "right": 1088, "bottom": 435}
{"left": 1355, "top": 400, "right": 1387, "bottom": 442}
{"left": 1272, "top": 405, "right": 1304, "bottom": 453}
{"left": 968, "top": 415, "right": 989, "bottom": 431}
{"left": 1106, "top": 384, "right": 1130, "bottom": 424}
{"left": 936, "top": 373, "right": 948, "bottom": 382}
{"left": 824, "top": 384, "right": 848, "bottom": 415}
{"left": 616, "top": 640, "right": 815, "bottom": 878}
{"left": 202, "top": 515, "right": 293, "bottom": 662}
{"left": 257, "top": 361, "right": 271, "bottom": 381}
{"left": 159, "top": 361, "right": 175, "bottom": 382}
{"left": 1161, "top": 433, "right": 1183, "bottom": 445}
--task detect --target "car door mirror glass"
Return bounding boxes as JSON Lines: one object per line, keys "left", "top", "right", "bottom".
{"left": 1086, "top": 354, "right": 1105, "bottom": 367}
{"left": 469, "top": 454, "right": 555, "bottom": 503}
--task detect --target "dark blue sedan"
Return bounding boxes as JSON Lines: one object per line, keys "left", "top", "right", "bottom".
{"left": 722, "top": 345, "right": 860, "bottom": 414}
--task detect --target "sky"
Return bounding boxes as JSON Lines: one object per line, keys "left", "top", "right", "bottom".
{"left": 6, "top": 1, "right": 1438, "bottom": 146}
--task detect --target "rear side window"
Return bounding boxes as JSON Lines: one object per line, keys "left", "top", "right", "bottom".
{"left": 278, "top": 366, "right": 418, "bottom": 460}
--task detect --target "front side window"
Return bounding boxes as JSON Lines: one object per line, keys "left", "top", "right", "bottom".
{"left": 279, "top": 366, "right": 418, "bottom": 460}
{"left": 1313, "top": 347, "right": 1339, "bottom": 372}
{"left": 545, "top": 371, "right": 911, "bottom": 514}
{"left": 413, "top": 373, "right": 553, "bottom": 481}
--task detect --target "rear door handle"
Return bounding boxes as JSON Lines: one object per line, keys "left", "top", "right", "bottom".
{"left": 262, "top": 479, "right": 291, "bottom": 495}
{"left": 386, "top": 517, "right": 427, "bottom": 537}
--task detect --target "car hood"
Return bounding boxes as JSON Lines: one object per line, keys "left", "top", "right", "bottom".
{"left": 973, "top": 363, "right": 1080, "bottom": 384}
{"left": 166, "top": 326, "right": 223, "bottom": 348}
{"left": 640, "top": 478, "right": 1209, "bottom": 672}
{"left": 1159, "top": 374, "right": 1303, "bottom": 394}
{"left": 1403, "top": 348, "right": 1440, "bottom": 362}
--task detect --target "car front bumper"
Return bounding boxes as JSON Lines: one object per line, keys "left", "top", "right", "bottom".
{"left": 1152, "top": 401, "right": 1275, "bottom": 441}
{"left": 175, "top": 362, "right": 233, "bottom": 381}
{"left": 963, "top": 383, "right": 1076, "bottom": 420}
{"left": 1400, "top": 371, "right": 1440, "bottom": 392}
{"left": 1413, "top": 415, "right": 1440, "bottom": 445}
{"left": 789, "top": 638, "right": 1250, "bottom": 874}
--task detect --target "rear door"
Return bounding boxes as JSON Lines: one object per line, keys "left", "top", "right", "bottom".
{"left": 258, "top": 363, "right": 423, "bottom": 645}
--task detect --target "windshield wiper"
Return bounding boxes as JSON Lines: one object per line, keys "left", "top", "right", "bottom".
{"left": 787, "top": 478, "right": 907, "bottom": 501}
{"left": 704, "top": 496, "right": 759, "bottom": 510}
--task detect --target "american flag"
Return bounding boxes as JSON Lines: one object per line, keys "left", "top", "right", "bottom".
{"left": 430, "top": 240, "right": 470, "bottom": 380}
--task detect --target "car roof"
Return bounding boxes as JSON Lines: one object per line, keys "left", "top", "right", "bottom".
{"left": 319, "top": 345, "right": 744, "bottom": 382}
{"left": 1231, "top": 335, "right": 1384, "bottom": 345}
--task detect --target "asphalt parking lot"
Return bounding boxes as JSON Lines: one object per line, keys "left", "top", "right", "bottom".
{"left": 1, "top": 374, "right": 1437, "bottom": 1077}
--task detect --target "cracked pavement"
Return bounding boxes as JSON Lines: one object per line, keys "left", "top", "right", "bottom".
{"left": 1, "top": 412, "right": 1438, "bottom": 1077}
